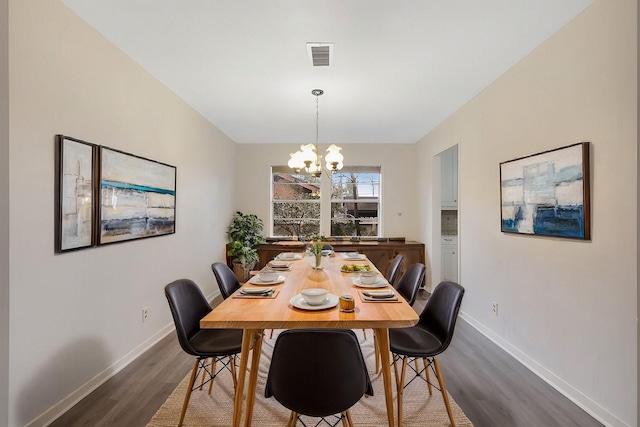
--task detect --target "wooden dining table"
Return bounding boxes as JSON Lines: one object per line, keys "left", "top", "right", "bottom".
{"left": 200, "top": 252, "right": 419, "bottom": 427}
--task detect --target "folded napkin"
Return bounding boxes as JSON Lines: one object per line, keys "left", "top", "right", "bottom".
{"left": 363, "top": 290, "right": 394, "bottom": 298}
{"left": 240, "top": 287, "right": 273, "bottom": 295}
{"left": 360, "top": 290, "right": 398, "bottom": 302}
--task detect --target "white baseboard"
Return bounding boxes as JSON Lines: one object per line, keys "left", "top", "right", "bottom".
{"left": 27, "top": 290, "right": 220, "bottom": 427}
{"left": 460, "top": 311, "right": 630, "bottom": 427}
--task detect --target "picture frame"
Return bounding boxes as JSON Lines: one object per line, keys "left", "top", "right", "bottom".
{"left": 500, "top": 142, "right": 590, "bottom": 240}
{"left": 55, "top": 135, "right": 98, "bottom": 252}
{"left": 98, "top": 146, "right": 176, "bottom": 245}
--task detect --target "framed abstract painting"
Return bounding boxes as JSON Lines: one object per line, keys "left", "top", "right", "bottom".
{"left": 500, "top": 142, "right": 590, "bottom": 240}
{"left": 55, "top": 135, "right": 98, "bottom": 252}
{"left": 98, "top": 147, "right": 176, "bottom": 245}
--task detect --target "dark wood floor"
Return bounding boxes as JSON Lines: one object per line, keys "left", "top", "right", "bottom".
{"left": 51, "top": 290, "right": 603, "bottom": 427}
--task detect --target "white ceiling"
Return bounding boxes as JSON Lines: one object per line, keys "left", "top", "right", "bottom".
{"left": 61, "top": 0, "right": 595, "bottom": 145}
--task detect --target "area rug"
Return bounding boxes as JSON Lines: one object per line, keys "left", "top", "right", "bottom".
{"left": 147, "top": 330, "right": 473, "bottom": 426}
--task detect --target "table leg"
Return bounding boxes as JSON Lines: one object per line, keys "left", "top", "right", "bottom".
{"left": 233, "top": 329, "right": 259, "bottom": 427}
{"left": 243, "top": 330, "right": 264, "bottom": 427}
{"left": 374, "top": 328, "right": 395, "bottom": 427}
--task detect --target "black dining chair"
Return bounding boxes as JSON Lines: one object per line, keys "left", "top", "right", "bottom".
{"left": 385, "top": 254, "right": 404, "bottom": 286}
{"left": 393, "top": 262, "right": 425, "bottom": 306}
{"left": 211, "top": 262, "right": 241, "bottom": 300}
{"left": 390, "top": 281, "right": 465, "bottom": 427}
{"left": 165, "top": 279, "right": 249, "bottom": 426}
{"left": 265, "top": 329, "right": 373, "bottom": 427}
{"left": 212, "top": 261, "right": 279, "bottom": 339}
{"left": 373, "top": 262, "right": 425, "bottom": 373}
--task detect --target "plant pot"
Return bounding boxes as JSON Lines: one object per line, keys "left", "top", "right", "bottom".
{"left": 232, "top": 261, "right": 255, "bottom": 283}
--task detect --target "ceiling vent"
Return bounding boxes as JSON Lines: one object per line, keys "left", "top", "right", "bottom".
{"left": 307, "top": 42, "right": 333, "bottom": 67}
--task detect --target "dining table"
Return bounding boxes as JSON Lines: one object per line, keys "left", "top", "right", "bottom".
{"left": 200, "top": 252, "right": 419, "bottom": 427}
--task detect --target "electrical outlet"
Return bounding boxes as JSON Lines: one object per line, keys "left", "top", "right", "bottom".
{"left": 492, "top": 302, "right": 498, "bottom": 316}
{"left": 142, "top": 307, "right": 149, "bottom": 323}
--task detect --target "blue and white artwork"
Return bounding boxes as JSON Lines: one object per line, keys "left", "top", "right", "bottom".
{"left": 500, "top": 142, "right": 590, "bottom": 239}
{"left": 99, "top": 147, "right": 176, "bottom": 244}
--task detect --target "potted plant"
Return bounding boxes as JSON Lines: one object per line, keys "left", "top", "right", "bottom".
{"left": 227, "top": 211, "right": 266, "bottom": 282}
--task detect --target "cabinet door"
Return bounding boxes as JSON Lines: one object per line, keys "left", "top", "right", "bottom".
{"left": 442, "top": 246, "right": 458, "bottom": 282}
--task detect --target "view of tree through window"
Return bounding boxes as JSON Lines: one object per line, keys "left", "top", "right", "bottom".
{"left": 271, "top": 166, "right": 380, "bottom": 237}
{"left": 272, "top": 170, "right": 321, "bottom": 237}
{"left": 330, "top": 167, "right": 380, "bottom": 236}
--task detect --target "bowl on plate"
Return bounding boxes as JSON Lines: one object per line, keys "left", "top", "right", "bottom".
{"left": 301, "top": 288, "right": 328, "bottom": 305}
{"left": 257, "top": 270, "right": 279, "bottom": 282}
{"left": 359, "top": 271, "right": 378, "bottom": 285}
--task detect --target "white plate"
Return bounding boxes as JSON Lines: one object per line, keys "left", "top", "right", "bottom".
{"left": 352, "top": 277, "right": 389, "bottom": 288}
{"left": 276, "top": 253, "right": 302, "bottom": 260}
{"left": 248, "top": 275, "right": 286, "bottom": 285}
{"left": 340, "top": 253, "right": 366, "bottom": 260}
{"left": 290, "top": 294, "right": 339, "bottom": 311}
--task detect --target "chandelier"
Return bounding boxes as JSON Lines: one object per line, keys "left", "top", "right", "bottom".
{"left": 288, "top": 89, "right": 344, "bottom": 177}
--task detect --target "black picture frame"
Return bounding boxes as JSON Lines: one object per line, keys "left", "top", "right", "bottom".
{"left": 55, "top": 135, "right": 98, "bottom": 252}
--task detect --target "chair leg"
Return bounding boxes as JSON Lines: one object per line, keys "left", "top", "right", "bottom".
{"left": 178, "top": 359, "right": 200, "bottom": 427}
{"left": 208, "top": 358, "right": 217, "bottom": 395}
{"left": 287, "top": 411, "right": 298, "bottom": 427}
{"left": 199, "top": 358, "right": 208, "bottom": 390}
{"left": 229, "top": 355, "right": 238, "bottom": 389}
{"left": 340, "top": 412, "right": 349, "bottom": 427}
{"left": 397, "top": 356, "right": 408, "bottom": 427}
{"left": 362, "top": 328, "right": 367, "bottom": 339}
{"left": 392, "top": 353, "right": 400, "bottom": 390}
{"left": 373, "top": 332, "right": 380, "bottom": 374}
{"left": 345, "top": 409, "right": 355, "bottom": 427}
{"left": 433, "top": 357, "right": 455, "bottom": 427}
{"left": 424, "top": 358, "right": 433, "bottom": 395}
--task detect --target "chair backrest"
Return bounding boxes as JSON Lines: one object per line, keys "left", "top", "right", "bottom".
{"left": 164, "top": 279, "right": 212, "bottom": 356}
{"left": 419, "top": 281, "right": 465, "bottom": 354}
{"left": 211, "top": 262, "right": 241, "bottom": 299}
{"left": 394, "top": 263, "right": 425, "bottom": 306}
{"left": 385, "top": 255, "right": 404, "bottom": 286}
{"left": 265, "top": 329, "right": 373, "bottom": 417}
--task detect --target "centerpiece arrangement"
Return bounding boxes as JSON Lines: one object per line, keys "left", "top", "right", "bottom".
{"left": 305, "top": 233, "right": 327, "bottom": 270}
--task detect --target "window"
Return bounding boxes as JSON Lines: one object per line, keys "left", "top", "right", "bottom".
{"left": 330, "top": 167, "right": 380, "bottom": 237}
{"left": 271, "top": 167, "right": 321, "bottom": 237}
{"left": 271, "top": 166, "right": 381, "bottom": 238}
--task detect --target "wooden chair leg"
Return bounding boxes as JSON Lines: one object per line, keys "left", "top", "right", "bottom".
{"left": 208, "top": 358, "right": 217, "bottom": 394}
{"left": 287, "top": 411, "right": 298, "bottom": 427}
{"left": 362, "top": 328, "right": 367, "bottom": 339}
{"left": 374, "top": 332, "right": 380, "bottom": 374}
{"left": 424, "top": 357, "right": 433, "bottom": 395}
{"left": 229, "top": 355, "right": 237, "bottom": 389}
{"left": 199, "top": 358, "right": 208, "bottom": 390}
{"left": 433, "top": 357, "right": 455, "bottom": 427}
{"left": 179, "top": 359, "right": 200, "bottom": 427}
{"left": 340, "top": 412, "right": 349, "bottom": 427}
{"left": 392, "top": 353, "right": 401, "bottom": 390}
{"left": 269, "top": 329, "right": 274, "bottom": 339}
{"left": 397, "top": 356, "right": 408, "bottom": 427}
{"left": 345, "top": 409, "right": 354, "bottom": 427}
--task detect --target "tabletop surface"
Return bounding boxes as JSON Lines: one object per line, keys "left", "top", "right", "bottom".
{"left": 201, "top": 253, "right": 419, "bottom": 330}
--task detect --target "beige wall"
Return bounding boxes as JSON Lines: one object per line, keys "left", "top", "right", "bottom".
{"left": 7, "top": 0, "right": 236, "bottom": 425}
{"left": 0, "top": 0, "right": 9, "bottom": 424}
{"left": 235, "top": 143, "right": 420, "bottom": 240}
{"left": 416, "top": 0, "right": 637, "bottom": 425}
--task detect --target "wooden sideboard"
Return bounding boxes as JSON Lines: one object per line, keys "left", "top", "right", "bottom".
{"left": 247, "top": 240, "right": 425, "bottom": 280}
